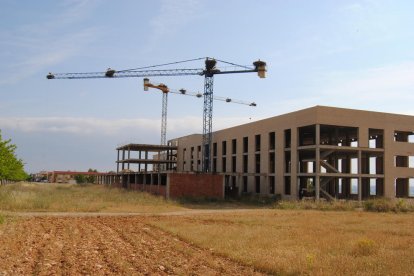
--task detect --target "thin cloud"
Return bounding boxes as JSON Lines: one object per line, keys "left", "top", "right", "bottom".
{"left": 319, "top": 61, "right": 414, "bottom": 101}
{"left": 0, "top": 115, "right": 257, "bottom": 137}
{"left": 260, "top": 61, "right": 414, "bottom": 116}
{"left": 146, "top": 0, "right": 203, "bottom": 50}
{"left": 0, "top": 1, "right": 100, "bottom": 84}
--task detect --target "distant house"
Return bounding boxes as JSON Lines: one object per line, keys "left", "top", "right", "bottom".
{"left": 47, "top": 171, "right": 108, "bottom": 184}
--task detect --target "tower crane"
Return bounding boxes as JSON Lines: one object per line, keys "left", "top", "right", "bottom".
{"left": 143, "top": 78, "right": 257, "bottom": 146}
{"left": 46, "top": 57, "right": 266, "bottom": 173}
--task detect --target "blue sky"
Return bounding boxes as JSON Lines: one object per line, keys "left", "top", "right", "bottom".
{"left": 1, "top": 0, "right": 414, "bottom": 173}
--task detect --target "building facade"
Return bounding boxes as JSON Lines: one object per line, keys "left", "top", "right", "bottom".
{"left": 170, "top": 106, "right": 414, "bottom": 200}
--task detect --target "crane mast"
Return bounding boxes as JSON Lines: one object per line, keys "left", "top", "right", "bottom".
{"left": 47, "top": 57, "right": 266, "bottom": 173}
{"left": 143, "top": 79, "right": 169, "bottom": 145}
{"left": 203, "top": 74, "right": 214, "bottom": 172}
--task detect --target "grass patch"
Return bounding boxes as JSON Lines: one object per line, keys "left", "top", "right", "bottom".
{"left": 363, "top": 198, "right": 414, "bottom": 212}
{"left": 274, "top": 199, "right": 359, "bottom": 211}
{"left": 0, "top": 183, "right": 280, "bottom": 213}
{"left": 0, "top": 214, "right": 4, "bottom": 224}
{"left": 151, "top": 210, "right": 414, "bottom": 275}
{"left": 177, "top": 194, "right": 277, "bottom": 209}
{"left": 0, "top": 182, "right": 184, "bottom": 213}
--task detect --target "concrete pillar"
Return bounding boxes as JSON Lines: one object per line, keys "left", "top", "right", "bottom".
{"left": 127, "top": 147, "right": 130, "bottom": 170}
{"left": 384, "top": 129, "right": 395, "bottom": 198}
{"left": 117, "top": 150, "right": 120, "bottom": 173}
{"left": 315, "top": 124, "right": 320, "bottom": 200}
{"left": 359, "top": 127, "right": 369, "bottom": 148}
{"left": 290, "top": 127, "right": 298, "bottom": 198}
{"left": 358, "top": 150, "right": 362, "bottom": 201}
{"left": 275, "top": 132, "right": 284, "bottom": 195}
{"left": 122, "top": 150, "right": 125, "bottom": 171}
{"left": 139, "top": 151, "right": 142, "bottom": 172}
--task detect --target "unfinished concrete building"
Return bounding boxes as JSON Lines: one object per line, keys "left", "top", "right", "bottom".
{"left": 170, "top": 106, "right": 414, "bottom": 200}
{"left": 98, "top": 143, "right": 224, "bottom": 199}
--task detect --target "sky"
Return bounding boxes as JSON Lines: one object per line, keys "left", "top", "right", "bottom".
{"left": 1, "top": 0, "right": 414, "bottom": 173}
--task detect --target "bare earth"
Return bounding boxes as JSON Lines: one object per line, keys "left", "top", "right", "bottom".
{"left": 0, "top": 216, "right": 263, "bottom": 276}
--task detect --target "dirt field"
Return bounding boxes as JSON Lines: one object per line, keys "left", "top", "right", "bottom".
{"left": 0, "top": 216, "right": 263, "bottom": 275}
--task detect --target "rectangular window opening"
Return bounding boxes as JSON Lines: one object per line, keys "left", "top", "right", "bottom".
{"left": 255, "top": 135, "right": 261, "bottom": 152}
{"left": 222, "top": 141, "right": 227, "bottom": 156}
{"left": 255, "top": 176, "right": 261, "bottom": 194}
{"left": 232, "top": 139, "right": 237, "bottom": 155}
{"left": 394, "top": 131, "right": 414, "bottom": 143}
{"left": 369, "top": 129, "right": 384, "bottom": 148}
{"left": 350, "top": 178, "right": 358, "bottom": 194}
{"left": 269, "top": 176, "right": 275, "bottom": 194}
{"left": 243, "top": 137, "right": 248, "bottom": 153}
{"left": 269, "top": 152, "right": 275, "bottom": 173}
{"left": 243, "top": 155, "right": 248, "bottom": 173}
{"left": 284, "top": 129, "right": 291, "bottom": 148}
{"left": 370, "top": 179, "right": 376, "bottom": 196}
{"left": 255, "top": 154, "right": 260, "bottom": 173}
{"left": 269, "top": 132, "right": 275, "bottom": 150}
{"left": 243, "top": 176, "right": 248, "bottom": 193}
{"left": 284, "top": 176, "right": 291, "bottom": 195}
{"left": 232, "top": 156, "right": 236, "bottom": 173}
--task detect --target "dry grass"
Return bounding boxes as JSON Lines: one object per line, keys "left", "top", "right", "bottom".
{"left": 0, "top": 182, "right": 184, "bottom": 213}
{"left": 0, "top": 182, "right": 276, "bottom": 213}
{"left": 275, "top": 199, "right": 360, "bottom": 211}
{"left": 151, "top": 210, "right": 414, "bottom": 275}
{"left": 1, "top": 183, "right": 414, "bottom": 274}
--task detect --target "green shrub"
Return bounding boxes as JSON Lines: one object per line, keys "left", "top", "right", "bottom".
{"left": 363, "top": 198, "right": 393, "bottom": 212}
{"left": 274, "top": 200, "right": 358, "bottom": 211}
{"left": 363, "top": 198, "right": 412, "bottom": 212}
{"left": 74, "top": 174, "right": 86, "bottom": 184}
{"left": 274, "top": 200, "right": 299, "bottom": 210}
{"left": 395, "top": 199, "right": 409, "bottom": 212}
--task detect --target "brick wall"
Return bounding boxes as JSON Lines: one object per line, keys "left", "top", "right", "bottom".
{"left": 109, "top": 172, "right": 222, "bottom": 199}
{"left": 168, "top": 173, "right": 224, "bottom": 199}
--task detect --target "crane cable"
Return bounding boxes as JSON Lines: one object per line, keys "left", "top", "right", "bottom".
{"left": 117, "top": 57, "right": 254, "bottom": 73}
{"left": 117, "top": 57, "right": 207, "bottom": 72}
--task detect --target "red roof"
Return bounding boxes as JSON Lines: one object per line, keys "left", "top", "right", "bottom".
{"left": 51, "top": 171, "right": 108, "bottom": 175}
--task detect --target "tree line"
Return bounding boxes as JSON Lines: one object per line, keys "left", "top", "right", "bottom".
{"left": 0, "top": 130, "right": 28, "bottom": 184}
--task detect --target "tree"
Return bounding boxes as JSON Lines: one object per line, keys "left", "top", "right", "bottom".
{"left": 86, "top": 168, "right": 97, "bottom": 183}
{"left": 0, "top": 130, "right": 28, "bottom": 183}
{"left": 74, "top": 174, "right": 86, "bottom": 184}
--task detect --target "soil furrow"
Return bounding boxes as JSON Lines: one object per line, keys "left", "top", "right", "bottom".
{"left": 0, "top": 216, "right": 264, "bottom": 275}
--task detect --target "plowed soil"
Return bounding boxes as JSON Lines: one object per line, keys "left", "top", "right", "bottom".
{"left": 0, "top": 216, "right": 263, "bottom": 275}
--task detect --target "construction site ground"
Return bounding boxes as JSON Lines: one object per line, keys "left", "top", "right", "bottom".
{"left": 0, "top": 215, "right": 263, "bottom": 276}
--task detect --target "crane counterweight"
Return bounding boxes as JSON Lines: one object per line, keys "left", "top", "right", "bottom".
{"left": 105, "top": 68, "right": 116, "bottom": 77}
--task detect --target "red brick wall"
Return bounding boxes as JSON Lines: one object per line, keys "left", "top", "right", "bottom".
{"left": 168, "top": 173, "right": 224, "bottom": 199}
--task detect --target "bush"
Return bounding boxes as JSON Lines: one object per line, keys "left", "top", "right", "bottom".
{"left": 395, "top": 199, "right": 410, "bottom": 212}
{"left": 363, "top": 198, "right": 413, "bottom": 213}
{"left": 74, "top": 174, "right": 86, "bottom": 184}
{"left": 363, "top": 198, "right": 393, "bottom": 212}
{"left": 352, "top": 238, "right": 377, "bottom": 256}
{"left": 238, "top": 194, "right": 278, "bottom": 206}
{"left": 274, "top": 200, "right": 358, "bottom": 211}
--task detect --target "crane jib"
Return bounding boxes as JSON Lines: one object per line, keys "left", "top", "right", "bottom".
{"left": 48, "top": 69, "right": 204, "bottom": 79}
